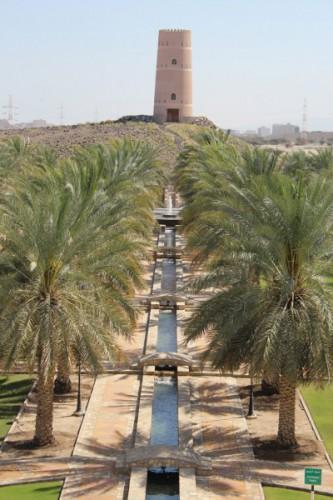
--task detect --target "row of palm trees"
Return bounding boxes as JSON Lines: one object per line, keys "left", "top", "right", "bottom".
{"left": 175, "top": 131, "right": 333, "bottom": 448}
{"left": 0, "top": 137, "right": 165, "bottom": 446}
{"left": 1, "top": 130, "right": 332, "bottom": 451}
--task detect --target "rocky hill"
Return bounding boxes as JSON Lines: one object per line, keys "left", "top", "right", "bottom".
{"left": 0, "top": 118, "right": 216, "bottom": 168}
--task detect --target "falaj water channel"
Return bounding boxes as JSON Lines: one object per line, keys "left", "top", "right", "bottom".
{"left": 54, "top": 187, "right": 264, "bottom": 499}
{"left": 147, "top": 230, "right": 179, "bottom": 499}
{"left": 126, "top": 188, "right": 262, "bottom": 500}
{"left": 131, "top": 194, "right": 190, "bottom": 499}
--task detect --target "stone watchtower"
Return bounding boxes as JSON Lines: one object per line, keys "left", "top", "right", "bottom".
{"left": 153, "top": 29, "right": 192, "bottom": 123}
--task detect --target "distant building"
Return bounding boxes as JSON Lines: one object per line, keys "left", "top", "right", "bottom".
{"left": 28, "top": 119, "right": 48, "bottom": 128}
{"left": 0, "top": 119, "right": 49, "bottom": 129}
{"left": 153, "top": 29, "right": 192, "bottom": 123}
{"left": 0, "top": 119, "right": 12, "bottom": 130}
{"left": 258, "top": 126, "right": 271, "bottom": 137}
{"left": 272, "top": 123, "right": 300, "bottom": 139}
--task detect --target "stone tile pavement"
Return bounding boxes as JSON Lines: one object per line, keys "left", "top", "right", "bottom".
{"left": 60, "top": 372, "right": 140, "bottom": 498}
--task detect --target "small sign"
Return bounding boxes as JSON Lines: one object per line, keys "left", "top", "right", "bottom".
{"left": 304, "top": 468, "right": 322, "bottom": 486}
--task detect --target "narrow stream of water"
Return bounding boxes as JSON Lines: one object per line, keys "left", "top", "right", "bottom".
{"left": 156, "top": 311, "right": 177, "bottom": 352}
{"left": 161, "top": 259, "right": 176, "bottom": 292}
{"left": 146, "top": 224, "right": 180, "bottom": 500}
{"left": 147, "top": 371, "right": 180, "bottom": 500}
{"left": 150, "top": 376, "right": 178, "bottom": 446}
{"left": 164, "top": 228, "right": 176, "bottom": 248}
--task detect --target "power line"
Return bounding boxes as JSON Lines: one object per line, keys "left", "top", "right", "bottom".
{"left": 2, "top": 95, "right": 18, "bottom": 123}
{"left": 58, "top": 104, "right": 64, "bottom": 125}
{"left": 302, "top": 98, "right": 308, "bottom": 133}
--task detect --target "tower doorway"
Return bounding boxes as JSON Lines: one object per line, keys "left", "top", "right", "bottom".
{"left": 167, "top": 109, "right": 179, "bottom": 122}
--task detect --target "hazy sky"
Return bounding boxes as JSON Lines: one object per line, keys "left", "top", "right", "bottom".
{"left": 1, "top": 0, "right": 333, "bottom": 130}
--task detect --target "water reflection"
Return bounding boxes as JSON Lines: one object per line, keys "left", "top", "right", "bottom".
{"left": 164, "top": 228, "right": 176, "bottom": 248}
{"left": 156, "top": 310, "right": 177, "bottom": 353}
{"left": 150, "top": 376, "right": 178, "bottom": 446}
{"left": 161, "top": 259, "right": 176, "bottom": 292}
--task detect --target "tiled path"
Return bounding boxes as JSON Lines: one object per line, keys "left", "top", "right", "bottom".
{"left": 192, "top": 375, "right": 333, "bottom": 498}
{"left": 60, "top": 372, "right": 140, "bottom": 498}
{"left": 192, "top": 376, "right": 263, "bottom": 499}
{"left": 58, "top": 309, "right": 148, "bottom": 498}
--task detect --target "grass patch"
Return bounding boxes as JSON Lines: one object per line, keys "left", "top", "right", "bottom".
{"left": 0, "top": 481, "right": 62, "bottom": 499}
{"left": 0, "top": 374, "right": 34, "bottom": 442}
{"left": 301, "top": 384, "right": 333, "bottom": 459}
{"left": 264, "top": 486, "right": 332, "bottom": 499}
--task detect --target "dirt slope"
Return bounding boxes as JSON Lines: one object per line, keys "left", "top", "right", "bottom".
{"left": 0, "top": 120, "right": 213, "bottom": 167}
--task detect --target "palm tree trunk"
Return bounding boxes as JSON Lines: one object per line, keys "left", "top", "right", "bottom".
{"left": 34, "top": 367, "right": 55, "bottom": 446}
{"left": 54, "top": 357, "right": 72, "bottom": 394}
{"left": 277, "top": 375, "right": 297, "bottom": 447}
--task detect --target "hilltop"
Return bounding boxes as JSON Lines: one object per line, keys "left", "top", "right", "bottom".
{"left": 0, "top": 118, "right": 217, "bottom": 168}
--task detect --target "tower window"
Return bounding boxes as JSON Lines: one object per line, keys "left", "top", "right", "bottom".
{"left": 172, "top": 58, "right": 177, "bottom": 65}
{"left": 171, "top": 93, "right": 176, "bottom": 101}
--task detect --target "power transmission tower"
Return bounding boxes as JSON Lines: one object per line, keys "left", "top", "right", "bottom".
{"left": 2, "top": 95, "right": 18, "bottom": 124}
{"left": 58, "top": 104, "right": 64, "bottom": 125}
{"left": 301, "top": 98, "right": 308, "bottom": 140}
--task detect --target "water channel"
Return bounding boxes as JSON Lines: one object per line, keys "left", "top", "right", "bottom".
{"left": 164, "top": 228, "right": 176, "bottom": 248}
{"left": 145, "top": 225, "right": 180, "bottom": 500}
{"left": 161, "top": 259, "right": 176, "bottom": 293}
{"left": 156, "top": 311, "right": 177, "bottom": 353}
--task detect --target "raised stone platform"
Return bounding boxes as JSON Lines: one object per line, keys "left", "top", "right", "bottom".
{"left": 140, "top": 293, "right": 187, "bottom": 309}
{"left": 116, "top": 445, "right": 212, "bottom": 474}
{"left": 154, "top": 207, "right": 181, "bottom": 225}
{"left": 155, "top": 247, "right": 183, "bottom": 259}
{"left": 137, "top": 352, "right": 195, "bottom": 368}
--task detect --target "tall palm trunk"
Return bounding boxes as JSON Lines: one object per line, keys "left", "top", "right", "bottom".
{"left": 54, "top": 356, "right": 72, "bottom": 394}
{"left": 277, "top": 375, "right": 297, "bottom": 447}
{"left": 34, "top": 365, "right": 55, "bottom": 446}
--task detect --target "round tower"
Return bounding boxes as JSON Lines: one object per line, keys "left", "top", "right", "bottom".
{"left": 153, "top": 29, "right": 192, "bottom": 123}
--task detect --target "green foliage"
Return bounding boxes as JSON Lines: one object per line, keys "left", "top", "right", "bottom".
{"left": 281, "top": 148, "right": 333, "bottom": 178}
{"left": 0, "top": 136, "right": 164, "bottom": 443}
{"left": 177, "top": 132, "right": 333, "bottom": 446}
{"left": 0, "top": 375, "right": 34, "bottom": 441}
{"left": 264, "top": 486, "right": 332, "bottom": 499}
{"left": 177, "top": 134, "right": 333, "bottom": 384}
{"left": 0, "top": 138, "right": 163, "bottom": 374}
{"left": 0, "top": 481, "right": 62, "bottom": 500}
{"left": 301, "top": 384, "right": 333, "bottom": 459}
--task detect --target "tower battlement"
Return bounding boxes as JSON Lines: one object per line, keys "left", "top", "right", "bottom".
{"left": 153, "top": 29, "right": 193, "bottom": 123}
{"left": 159, "top": 29, "right": 190, "bottom": 32}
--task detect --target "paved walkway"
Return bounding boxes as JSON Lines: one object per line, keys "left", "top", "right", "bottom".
{"left": 192, "top": 375, "right": 333, "bottom": 498}
{"left": 192, "top": 376, "right": 263, "bottom": 499}
{"left": 60, "top": 372, "right": 140, "bottom": 499}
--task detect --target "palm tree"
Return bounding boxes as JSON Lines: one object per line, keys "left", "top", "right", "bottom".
{"left": 0, "top": 147, "right": 155, "bottom": 446}
{"left": 52, "top": 139, "right": 165, "bottom": 394}
{"left": 281, "top": 148, "right": 333, "bottom": 179}
{"left": 0, "top": 137, "right": 36, "bottom": 194}
{"left": 182, "top": 171, "right": 333, "bottom": 447}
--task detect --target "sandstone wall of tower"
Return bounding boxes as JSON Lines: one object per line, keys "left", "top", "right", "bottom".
{"left": 153, "top": 29, "right": 192, "bottom": 123}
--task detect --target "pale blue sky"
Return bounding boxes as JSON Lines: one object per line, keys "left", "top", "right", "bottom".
{"left": 1, "top": 0, "right": 333, "bottom": 130}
